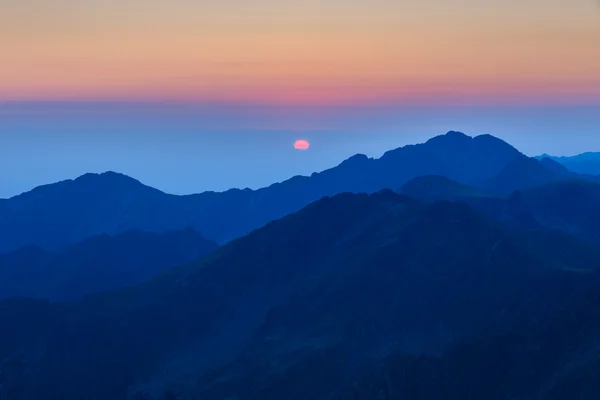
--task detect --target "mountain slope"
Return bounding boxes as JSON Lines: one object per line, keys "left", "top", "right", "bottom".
{"left": 0, "top": 131, "right": 525, "bottom": 252}
{"left": 538, "top": 157, "right": 571, "bottom": 175}
{"left": 401, "top": 175, "right": 494, "bottom": 201}
{"left": 2, "top": 191, "right": 600, "bottom": 399}
{"left": 515, "top": 179, "right": 600, "bottom": 240}
{"left": 378, "top": 131, "right": 524, "bottom": 186}
{"left": 480, "top": 156, "right": 563, "bottom": 194}
{"left": 0, "top": 228, "right": 218, "bottom": 301}
{"left": 402, "top": 175, "right": 600, "bottom": 244}
{"left": 538, "top": 152, "right": 600, "bottom": 175}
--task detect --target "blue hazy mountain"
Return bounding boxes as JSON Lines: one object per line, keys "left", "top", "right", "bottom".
{"left": 400, "top": 174, "right": 495, "bottom": 201}
{"left": 2, "top": 191, "right": 600, "bottom": 399}
{"left": 538, "top": 156, "right": 571, "bottom": 175}
{"left": 0, "top": 131, "right": 529, "bottom": 252}
{"left": 480, "top": 156, "right": 568, "bottom": 194}
{"left": 402, "top": 176, "right": 600, "bottom": 243}
{"left": 537, "top": 152, "right": 600, "bottom": 175}
{"left": 0, "top": 228, "right": 218, "bottom": 301}
{"left": 3, "top": 131, "right": 598, "bottom": 254}
{"left": 3, "top": 131, "right": 600, "bottom": 399}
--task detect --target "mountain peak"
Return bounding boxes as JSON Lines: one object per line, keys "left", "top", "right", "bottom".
{"left": 75, "top": 171, "right": 143, "bottom": 185}
{"left": 346, "top": 153, "right": 369, "bottom": 162}
{"left": 425, "top": 131, "right": 472, "bottom": 145}
{"left": 338, "top": 153, "right": 370, "bottom": 168}
{"left": 472, "top": 133, "right": 523, "bottom": 154}
{"left": 482, "top": 157, "right": 560, "bottom": 194}
{"left": 474, "top": 133, "right": 505, "bottom": 142}
{"left": 70, "top": 171, "right": 161, "bottom": 194}
{"left": 538, "top": 157, "right": 570, "bottom": 175}
{"left": 446, "top": 130, "right": 469, "bottom": 138}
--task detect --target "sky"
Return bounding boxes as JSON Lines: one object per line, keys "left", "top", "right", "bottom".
{"left": 2, "top": 0, "right": 600, "bottom": 104}
{"left": 1, "top": 0, "right": 600, "bottom": 197}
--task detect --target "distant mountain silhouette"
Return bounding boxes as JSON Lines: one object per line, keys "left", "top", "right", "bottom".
{"left": 0, "top": 131, "right": 528, "bottom": 252}
{"left": 514, "top": 179, "right": 600, "bottom": 241}
{"left": 538, "top": 152, "right": 600, "bottom": 175}
{"left": 0, "top": 171, "right": 251, "bottom": 252}
{"left": 480, "top": 156, "right": 563, "bottom": 194}
{"left": 0, "top": 228, "right": 217, "bottom": 301}
{"left": 401, "top": 175, "right": 494, "bottom": 201}
{"left": 538, "top": 156, "right": 571, "bottom": 175}
{"left": 2, "top": 191, "right": 600, "bottom": 399}
{"left": 402, "top": 176, "right": 600, "bottom": 244}
{"left": 3, "top": 131, "right": 599, "bottom": 254}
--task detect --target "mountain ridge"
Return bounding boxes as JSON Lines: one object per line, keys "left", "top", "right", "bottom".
{"left": 0, "top": 131, "right": 530, "bottom": 252}
{"left": 4, "top": 131, "right": 598, "bottom": 254}
{"left": 0, "top": 228, "right": 218, "bottom": 301}
{"left": 536, "top": 152, "right": 600, "bottom": 176}
{"left": 401, "top": 175, "right": 600, "bottom": 244}
{"left": 2, "top": 190, "right": 600, "bottom": 399}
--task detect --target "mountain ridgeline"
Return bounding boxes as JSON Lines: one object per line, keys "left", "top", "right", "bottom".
{"left": 0, "top": 228, "right": 218, "bottom": 301}
{"left": 401, "top": 176, "right": 600, "bottom": 243}
{"left": 2, "top": 191, "right": 600, "bottom": 399}
{"left": 1, "top": 131, "right": 597, "bottom": 253}
{"left": 538, "top": 152, "right": 600, "bottom": 176}
{"left": 2, "top": 131, "right": 600, "bottom": 399}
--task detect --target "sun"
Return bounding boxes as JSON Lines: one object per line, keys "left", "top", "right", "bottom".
{"left": 294, "top": 139, "right": 310, "bottom": 151}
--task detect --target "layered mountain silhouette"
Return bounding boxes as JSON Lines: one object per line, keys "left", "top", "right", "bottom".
{"left": 401, "top": 175, "right": 494, "bottom": 201}
{"left": 3, "top": 131, "right": 600, "bottom": 399}
{"left": 538, "top": 152, "right": 600, "bottom": 175}
{"left": 402, "top": 176, "right": 600, "bottom": 243}
{"left": 3, "top": 131, "right": 584, "bottom": 253}
{"left": 0, "top": 228, "right": 218, "bottom": 301}
{"left": 481, "top": 156, "right": 566, "bottom": 194}
{"left": 2, "top": 191, "right": 600, "bottom": 399}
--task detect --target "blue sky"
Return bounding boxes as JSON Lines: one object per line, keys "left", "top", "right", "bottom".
{"left": 1, "top": 102, "right": 599, "bottom": 198}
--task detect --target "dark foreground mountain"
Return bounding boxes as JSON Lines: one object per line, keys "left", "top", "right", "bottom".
{"left": 2, "top": 191, "right": 600, "bottom": 399}
{"left": 0, "top": 131, "right": 528, "bottom": 252}
{"left": 0, "top": 228, "right": 218, "bottom": 301}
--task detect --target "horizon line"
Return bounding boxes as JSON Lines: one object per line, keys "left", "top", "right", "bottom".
{"left": 2, "top": 130, "right": 595, "bottom": 201}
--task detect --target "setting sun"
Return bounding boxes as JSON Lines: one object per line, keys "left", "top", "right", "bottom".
{"left": 294, "top": 139, "right": 310, "bottom": 150}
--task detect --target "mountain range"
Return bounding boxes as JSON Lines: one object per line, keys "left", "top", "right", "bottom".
{"left": 1, "top": 131, "right": 598, "bottom": 253}
{"left": 401, "top": 176, "right": 600, "bottom": 243}
{"left": 3, "top": 130, "right": 600, "bottom": 399}
{"left": 2, "top": 190, "right": 600, "bottom": 399}
{"left": 538, "top": 152, "right": 600, "bottom": 176}
{"left": 0, "top": 228, "right": 218, "bottom": 301}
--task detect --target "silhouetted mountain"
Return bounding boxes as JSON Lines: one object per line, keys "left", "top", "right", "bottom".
{"left": 513, "top": 179, "right": 600, "bottom": 241}
{"left": 2, "top": 191, "right": 600, "bottom": 399}
{"left": 0, "top": 131, "right": 526, "bottom": 252}
{"left": 481, "top": 156, "right": 562, "bottom": 194}
{"left": 401, "top": 175, "right": 493, "bottom": 202}
{"left": 482, "top": 179, "right": 600, "bottom": 242}
{"left": 538, "top": 152, "right": 600, "bottom": 175}
{"left": 374, "top": 131, "right": 524, "bottom": 185}
{"left": 538, "top": 157, "right": 571, "bottom": 175}
{"left": 0, "top": 228, "right": 217, "bottom": 301}
{"left": 402, "top": 176, "right": 600, "bottom": 245}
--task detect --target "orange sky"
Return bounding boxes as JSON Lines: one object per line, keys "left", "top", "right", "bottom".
{"left": 2, "top": 0, "right": 600, "bottom": 105}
